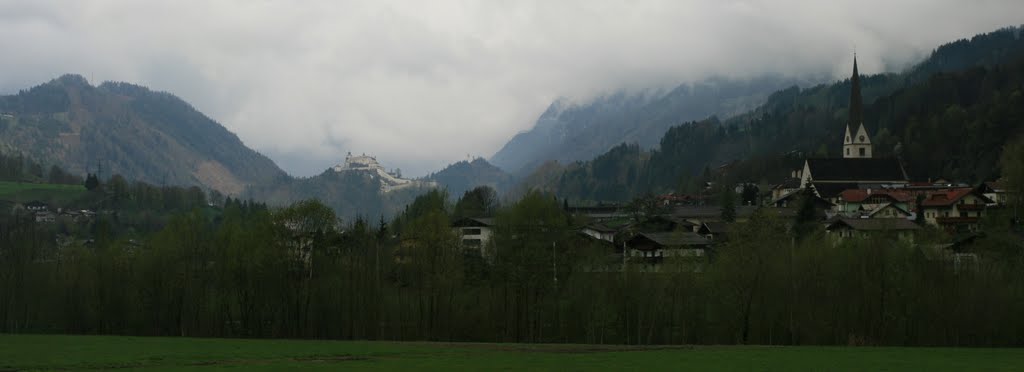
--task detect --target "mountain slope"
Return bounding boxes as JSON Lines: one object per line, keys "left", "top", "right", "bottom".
{"left": 427, "top": 158, "right": 513, "bottom": 197}
{"left": 0, "top": 75, "right": 287, "bottom": 194}
{"left": 245, "top": 167, "right": 434, "bottom": 220}
{"left": 489, "top": 75, "right": 805, "bottom": 174}
{"left": 530, "top": 25, "right": 1024, "bottom": 202}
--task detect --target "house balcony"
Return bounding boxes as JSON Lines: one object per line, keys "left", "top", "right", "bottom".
{"left": 957, "top": 204, "right": 985, "bottom": 211}
{"left": 935, "top": 217, "right": 980, "bottom": 225}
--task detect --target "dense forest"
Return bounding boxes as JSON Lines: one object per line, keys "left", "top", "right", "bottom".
{"left": 0, "top": 152, "right": 81, "bottom": 185}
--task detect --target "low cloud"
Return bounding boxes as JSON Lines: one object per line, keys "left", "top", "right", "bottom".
{"left": 0, "top": 0, "right": 1020, "bottom": 176}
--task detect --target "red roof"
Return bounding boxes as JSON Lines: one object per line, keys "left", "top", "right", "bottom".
{"left": 839, "top": 189, "right": 913, "bottom": 203}
{"left": 920, "top": 188, "right": 975, "bottom": 207}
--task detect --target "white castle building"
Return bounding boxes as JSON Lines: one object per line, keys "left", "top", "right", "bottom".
{"left": 333, "top": 152, "right": 437, "bottom": 193}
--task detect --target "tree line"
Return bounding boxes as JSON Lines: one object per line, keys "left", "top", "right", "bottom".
{"left": 2, "top": 183, "right": 1024, "bottom": 346}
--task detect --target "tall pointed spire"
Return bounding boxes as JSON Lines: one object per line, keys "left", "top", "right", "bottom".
{"left": 842, "top": 54, "right": 872, "bottom": 158}
{"left": 849, "top": 54, "right": 863, "bottom": 132}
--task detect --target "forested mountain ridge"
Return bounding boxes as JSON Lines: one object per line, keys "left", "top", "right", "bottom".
{"left": 530, "top": 25, "right": 1024, "bottom": 202}
{"left": 426, "top": 158, "right": 513, "bottom": 198}
{"left": 0, "top": 75, "right": 288, "bottom": 194}
{"left": 244, "top": 166, "right": 435, "bottom": 220}
{"left": 490, "top": 75, "right": 806, "bottom": 175}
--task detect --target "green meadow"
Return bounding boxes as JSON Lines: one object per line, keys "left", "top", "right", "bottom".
{"left": 1, "top": 334, "right": 1022, "bottom": 371}
{"left": 0, "top": 181, "right": 86, "bottom": 204}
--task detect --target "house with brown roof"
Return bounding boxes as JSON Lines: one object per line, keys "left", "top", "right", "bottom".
{"left": 451, "top": 217, "right": 495, "bottom": 254}
{"left": 581, "top": 223, "right": 618, "bottom": 243}
{"left": 825, "top": 218, "right": 920, "bottom": 242}
{"left": 979, "top": 180, "right": 1013, "bottom": 206}
{"left": 625, "top": 232, "right": 710, "bottom": 264}
{"left": 836, "top": 189, "right": 914, "bottom": 218}
{"left": 919, "top": 188, "right": 993, "bottom": 231}
{"left": 697, "top": 221, "right": 732, "bottom": 242}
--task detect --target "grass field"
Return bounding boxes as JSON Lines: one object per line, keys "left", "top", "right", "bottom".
{"left": 1, "top": 335, "right": 1022, "bottom": 371}
{"left": 0, "top": 181, "right": 86, "bottom": 204}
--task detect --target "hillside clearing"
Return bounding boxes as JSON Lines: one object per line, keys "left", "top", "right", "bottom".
{"left": 0, "top": 181, "right": 86, "bottom": 204}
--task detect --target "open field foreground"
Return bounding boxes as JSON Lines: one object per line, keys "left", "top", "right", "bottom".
{"left": 1, "top": 335, "right": 1023, "bottom": 371}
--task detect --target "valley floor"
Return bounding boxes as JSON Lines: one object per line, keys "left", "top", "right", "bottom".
{"left": 1, "top": 334, "right": 1021, "bottom": 371}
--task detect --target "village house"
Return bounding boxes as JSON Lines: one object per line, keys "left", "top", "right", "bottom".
{"left": 34, "top": 210, "right": 56, "bottom": 223}
{"left": 770, "top": 189, "right": 834, "bottom": 209}
{"left": 671, "top": 205, "right": 757, "bottom": 227}
{"left": 25, "top": 200, "right": 48, "bottom": 212}
{"left": 772, "top": 177, "right": 803, "bottom": 202}
{"left": 451, "top": 217, "right": 495, "bottom": 255}
{"left": 697, "top": 221, "right": 732, "bottom": 242}
{"left": 835, "top": 189, "right": 914, "bottom": 219}
{"left": 581, "top": 223, "right": 617, "bottom": 243}
{"left": 635, "top": 215, "right": 698, "bottom": 233}
{"left": 919, "top": 188, "right": 993, "bottom": 231}
{"left": 567, "top": 204, "right": 628, "bottom": 220}
{"left": 825, "top": 218, "right": 920, "bottom": 241}
{"left": 656, "top": 193, "right": 697, "bottom": 207}
{"left": 979, "top": 180, "right": 1013, "bottom": 206}
{"left": 624, "top": 231, "right": 710, "bottom": 264}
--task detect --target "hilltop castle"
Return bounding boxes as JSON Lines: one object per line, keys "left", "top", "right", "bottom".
{"left": 333, "top": 152, "right": 437, "bottom": 193}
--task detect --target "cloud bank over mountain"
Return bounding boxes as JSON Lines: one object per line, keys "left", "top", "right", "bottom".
{"left": 0, "top": 0, "right": 1020, "bottom": 176}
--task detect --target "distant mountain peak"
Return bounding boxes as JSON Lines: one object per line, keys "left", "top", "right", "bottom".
{"left": 52, "top": 74, "right": 91, "bottom": 88}
{"left": 0, "top": 74, "right": 287, "bottom": 194}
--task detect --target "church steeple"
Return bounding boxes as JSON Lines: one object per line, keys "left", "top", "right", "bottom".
{"left": 843, "top": 54, "right": 872, "bottom": 158}
{"left": 849, "top": 54, "right": 863, "bottom": 132}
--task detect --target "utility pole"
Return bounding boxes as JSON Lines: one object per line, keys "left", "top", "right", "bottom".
{"left": 552, "top": 241, "right": 557, "bottom": 286}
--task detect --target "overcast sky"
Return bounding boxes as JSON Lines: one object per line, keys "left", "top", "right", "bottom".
{"left": 0, "top": 1, "right": 1021, "bottom": 176}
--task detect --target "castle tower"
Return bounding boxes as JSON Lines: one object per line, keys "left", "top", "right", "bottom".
{"left": 843, "top": 55, "right": 872, "bottom": 158}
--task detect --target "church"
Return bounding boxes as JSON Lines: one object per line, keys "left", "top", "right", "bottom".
{"left": 795, "top": 56, "right": 909, "bottom": 200}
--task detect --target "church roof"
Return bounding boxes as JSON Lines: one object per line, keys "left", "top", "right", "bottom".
{"left": 805, "top": 158, "right": 907, "bottom": 182}
{"left": 811, "top": 182, "right": 860, "bottom": 199}
{"left": 839, "top": 189, "right": 914, "bottom": 203}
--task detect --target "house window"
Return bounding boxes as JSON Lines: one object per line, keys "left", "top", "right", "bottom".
{"left": 959, "top": 212, "right": 966, "bottom": 218}
{"left": 859, "top": 135, "right": 865, "bottom": 142}
{"left": 846, "top": 136, "right": 851, "bottom": 142}
{"left": 462, "top": 239, "right": 482, "bottom": 247}
{"left": 859, "top": 148, "right": 866, "bottom": 156}
{"left": 462, "top": 228, "right": 481, "bottom": 235}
